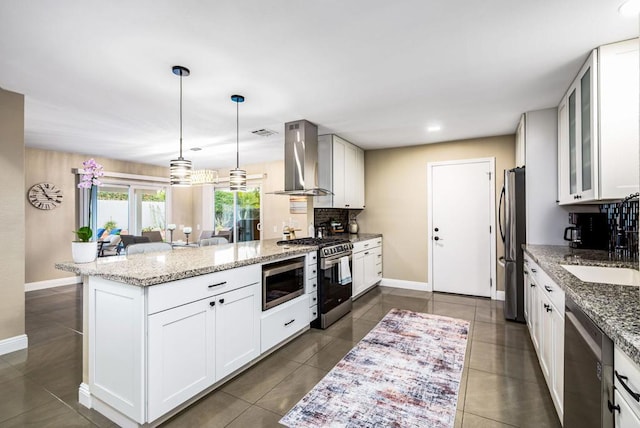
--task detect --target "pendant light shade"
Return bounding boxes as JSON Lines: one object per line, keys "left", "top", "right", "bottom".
{"left": 230, "top": 94, "right": 246, "bottom": 192}
{"left": 170, "top": 65, "right": 192, "bottom": 186}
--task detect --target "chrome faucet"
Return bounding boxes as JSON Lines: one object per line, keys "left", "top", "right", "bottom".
{"left": 614, "top": 192, "right": 639, "bottom": 260}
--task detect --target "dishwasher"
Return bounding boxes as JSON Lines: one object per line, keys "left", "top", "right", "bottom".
{"left": 564, "top": 296, "right": 614, "bottom": 428}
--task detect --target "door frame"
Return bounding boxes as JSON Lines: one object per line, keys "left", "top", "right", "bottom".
{"left": 427, "top": 157, "right": 497, "bottom": 300}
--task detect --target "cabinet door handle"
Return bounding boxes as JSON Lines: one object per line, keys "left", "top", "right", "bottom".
{"left": 615, "top": 371, "right": 640, "bottom": 402}
{"left": 312, "top": 296, "right": 317, "bottom": 302}
{"left": 531, "top": 268, "right": 537, "bottom": 273}
{"left": 608, "top": 400, "right": 620, "bottom": 413}
{"left": 377, "top": 271, "right": 382, "bottom": 275}
{"left": 219, "top": 298, "right": 225, "bottom": 304}
{"left": 208, "top": 281, "right": 227, "bottom": 288}
{"left": 524, "top": 270, "right": 529, "bottom": 275}
{"left": 209, "top": 301, "right": 216, "bottom": 307}
{"left": 312, "top": 270, "right": 316, "bottom": 275}
{"left": 284, "top": 319, "right": 295, "bottom": 326}
{"left": 544, "top": 285, "right": 553, "bottom": 292}
{"left": 530, "top": 283, "right": 536, "bottom": 287}
{"left": 364, "top": 251, "right": 370, "bottom": 255}
{"left": 543, "top": 304, "right": 552, "bottom": 312}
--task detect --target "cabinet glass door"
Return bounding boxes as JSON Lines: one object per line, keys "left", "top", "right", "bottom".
{"left": 580, "top": 67, "right": 592, "bottom": 192}
{"left": 568, "top": 90, "right": 577, "bottom": 196}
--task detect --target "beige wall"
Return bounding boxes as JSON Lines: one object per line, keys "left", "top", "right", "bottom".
{"left": 357, "top": 135, "right": 515, "bottom": 290}
{"left": 25, "top": 148, "right": 169, "bottom": 283}
{"left": 0, "top": 88, "right": 25, "bottom": 341}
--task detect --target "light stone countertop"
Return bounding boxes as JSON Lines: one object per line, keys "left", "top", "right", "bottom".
{"left": 523, "top": 244, "right": 640, "bottom": 366}
{"left": 56, "top": 239, "right": 316, "bottom": 287}
{"left": 348, "top": 233, "right": 383, "bottom": 243}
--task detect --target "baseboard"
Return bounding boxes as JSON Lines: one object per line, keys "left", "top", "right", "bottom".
{"left": 25, "top": 276, "right": 81, "bottom": 292}
{"left": 0, "top": 334, "right": 28, "bottom": 356}
{"left": 379, "top": 278, "right": 430, "bottom": 292}
{"left": 91, "top": 396, "right": 138, "bottom": 428}
{"left": 78, "top": 383, "right": 92, "bottom": 409}
{"left": 496, "top": 291, "right": 505, "bottom": 301}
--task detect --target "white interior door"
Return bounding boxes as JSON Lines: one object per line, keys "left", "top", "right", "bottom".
{"left": 429, "top": 159, "right": 495, "bottom": 297}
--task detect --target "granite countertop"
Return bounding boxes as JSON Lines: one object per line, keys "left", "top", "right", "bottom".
{"left": 348, "top": 233, "right": 383, "bottom": 243}
{"left": 523, "top": 244, "right": 640, "bottom": 365}
{"left": 56, "top": 239, "right": 316, "bottom": 287}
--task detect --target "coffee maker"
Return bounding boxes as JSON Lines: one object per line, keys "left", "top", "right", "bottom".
{"left": 564, "top": 212, "right": 609, "bottom": 250}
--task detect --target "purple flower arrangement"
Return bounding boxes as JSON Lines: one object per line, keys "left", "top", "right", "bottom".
{"left": 74, "top": 159, "right": 104, "bottom": 242}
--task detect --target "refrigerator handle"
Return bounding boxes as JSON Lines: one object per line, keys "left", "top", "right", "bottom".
{"left": 498, "top": 185, "right": 506, "bottom": 243}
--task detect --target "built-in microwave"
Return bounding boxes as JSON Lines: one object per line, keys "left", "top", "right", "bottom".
{"left": 262, "top": 256, "right": 305, "bottom": 311}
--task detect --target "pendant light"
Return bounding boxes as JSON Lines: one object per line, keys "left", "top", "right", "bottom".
{"left": 169, "top": 65, "right": 192, "bottom": 186}
{"left": 230, "top": 94, "right": 247, "bottom": 192}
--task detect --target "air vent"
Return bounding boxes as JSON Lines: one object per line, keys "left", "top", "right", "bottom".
{"left": 251, "top": 128, "right": 278, "bottom": 137}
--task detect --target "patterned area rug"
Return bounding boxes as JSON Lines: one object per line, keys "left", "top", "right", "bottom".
{"left": 280, "top": 308, "right": 469, "bottom": 428}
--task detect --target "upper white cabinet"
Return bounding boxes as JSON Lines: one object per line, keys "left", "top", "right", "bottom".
{"left": 515, "top": 114, "right": 526, "bottom": 167}
{"left": 316, "top": 134, "right": 365, "bottom": 209}
{"left": 558, "top": 39, "right": 639, "bottom": 204}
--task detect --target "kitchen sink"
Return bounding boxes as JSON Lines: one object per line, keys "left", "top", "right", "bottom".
{"left": 561, "top": 265, "right": 640, "bottom": 287}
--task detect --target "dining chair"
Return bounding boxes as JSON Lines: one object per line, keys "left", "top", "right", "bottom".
{"left": 126, "top": 242, "right": 172, "bottom": 255}
{"left": 199, "top": 237, "right": 229, "bottom": 246}
{"left": 142, "top": 230, "right": 163, "bottom": 242}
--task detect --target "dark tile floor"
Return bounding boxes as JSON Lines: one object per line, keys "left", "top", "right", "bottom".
{"left": 0, "top": 285, "right": 561, "bottom": 427}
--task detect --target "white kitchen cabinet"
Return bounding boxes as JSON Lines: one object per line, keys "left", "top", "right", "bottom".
{"left": 316, "top": 134, "right": 365, "bottom": 209}
{"left": 214, "top": 283, "right": 261, "bottom": 380}
{"left": 147, "top": 298, "right": 216, "bottom": 422}
{"left": 352, "top": 238, "right": 383, "bottom": 299}
{"left": 614, "top": 345, "right": 640, "bottom": 425}
{"left": 261, "top": 295, "right": 310, "bottom": 353}
{"left": 523, "top": 255, "right": 564, "bottom": 421}
{"left": 558, "top": 38, "right": 639, "bottom": 204}
{"left": 307, "top": 251, "right": 318, "bottom": 321}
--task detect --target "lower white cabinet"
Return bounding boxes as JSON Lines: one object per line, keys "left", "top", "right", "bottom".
{"left": 214, "top": 283, "right": 261, "bottom": 380}
{"left": 523, "top": 254, "right": 564, "bottom": 422}
{"left": 147, "top": 298, "right": 216, "bottom": 422}
{"left": 614, "top": 345, "right": 640, "bottom": 427}
{"left": 352, "top": 238, "right": 383, "bottom": 298}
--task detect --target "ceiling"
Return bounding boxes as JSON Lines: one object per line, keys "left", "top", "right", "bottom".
{"left": 0, "top": 1, "right": 637, "bottom": 170}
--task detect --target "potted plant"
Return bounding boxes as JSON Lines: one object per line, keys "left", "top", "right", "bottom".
{"left": 72, "top": 159, "right": 104, "bottom": 263}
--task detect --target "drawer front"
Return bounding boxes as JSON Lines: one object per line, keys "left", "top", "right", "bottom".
{"left": 353, "top": 238, "right": 379, "bottom": 253}
{"left": 306, "top": 263, "right": 318, "bottom": 281}
{"left": 308, "top": 291, "right": 318, "bottom": 307}
{"left": 306, "top": 251, "right": 318, "bottom": 266}
{"left": 615, "top": 346, "right": 640, "bottom": 419}
{"left": 536, "top": 268, "right": 564, "bottom": 312}
{"left": 305, "top": 275, "right": 318, "bottom": 294}
{"left": 309, "top": 305, "right": 318, "bottom": 321}
{"left": 147, "top": 265, "right": 261, "bottom": 315}
{"left": 615, "top": 390, "right": 640, "bottom": 427}
{"left": 261, "top": 296, "right": 309, "bottom": 353}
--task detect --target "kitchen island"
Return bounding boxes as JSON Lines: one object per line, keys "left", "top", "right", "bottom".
{"left": 55, "top": 239, "right": 317, "bottom": 427}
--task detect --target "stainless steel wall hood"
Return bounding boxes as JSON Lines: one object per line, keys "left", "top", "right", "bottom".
{"left": 271, "top": 119, "right": 332, "bottom": 196}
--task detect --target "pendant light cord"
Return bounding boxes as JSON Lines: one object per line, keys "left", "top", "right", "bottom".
{"left": 236, "top": 99, "right": 239, "bottom": 169}
{"left": 179, "top": 72, "right": 184, "bottom": 159}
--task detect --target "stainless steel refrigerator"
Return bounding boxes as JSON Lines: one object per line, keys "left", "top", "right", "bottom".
{"left": 499, "top": 167, "right": 526, "bottom": 322}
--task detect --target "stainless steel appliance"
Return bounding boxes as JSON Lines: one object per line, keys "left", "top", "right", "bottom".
{"left": 262, "top": 256, "right": 305, "bottom": 311}
{"left": 499, "top": 166, "right": 526, "bottom": 322}
{"left": 564, "top": 296, "right": 614, "bottom": 428}
{"left": 564, "top": 212, "right": 609, "bottom": 250}
{"left": 278, "top": 237, "right": 353, "bottom": 329}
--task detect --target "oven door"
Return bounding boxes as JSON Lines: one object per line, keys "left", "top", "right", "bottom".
{"left": 262, "top": 257, "right": 305, "bottom": 311}
{"left": 319, "top": 254, "right": 352, "bottom": 314}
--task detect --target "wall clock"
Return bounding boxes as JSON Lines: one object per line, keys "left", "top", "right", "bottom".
{"left": 28, "top": 182, "right": 64, "bottom": 210}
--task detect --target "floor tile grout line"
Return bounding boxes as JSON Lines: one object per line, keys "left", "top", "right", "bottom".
{"left": 461, "top": 409, "right": 520, "bottom": 427}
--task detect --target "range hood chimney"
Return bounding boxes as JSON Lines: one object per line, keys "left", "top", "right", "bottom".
{"left": 271, "top": 120, "right": 332, "bottom": 196}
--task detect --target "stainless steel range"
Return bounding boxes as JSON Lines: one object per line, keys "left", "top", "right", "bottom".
{"left": 278, "top": 237, "right": 353, "bottom": 329}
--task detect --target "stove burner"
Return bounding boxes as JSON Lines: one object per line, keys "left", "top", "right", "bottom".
{"left": 277, "top": 237, "right": 350, "bottom": 247}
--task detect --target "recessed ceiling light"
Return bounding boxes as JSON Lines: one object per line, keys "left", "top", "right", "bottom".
{"left": 190, "top": 147, "right": 202, "bottom": 151}
{"left": 251, "top": 128, "right": 277, "bottom": 137}
{"left": 427, "top": 125, "right": 442, "bottom": 132}
{"left": 619, "top": 0, "right": 640, "bottom": 16}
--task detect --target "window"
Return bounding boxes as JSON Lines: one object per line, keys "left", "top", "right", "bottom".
{"left": 214, "top": 185, "right": 261, "bottom": 242}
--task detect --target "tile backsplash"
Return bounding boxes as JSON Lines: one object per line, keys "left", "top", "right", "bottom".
{"left": 600, "top": 200, "right": 638, "bottom": 258}
{"left": 314, "top": 208, "right": 362, "bottom": 233}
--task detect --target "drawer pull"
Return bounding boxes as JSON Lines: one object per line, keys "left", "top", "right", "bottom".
{"left": 312, "top": 270, "right": 316, "bottom": 275}
{"left": 364, "top": 252, "right": 370, "bottom": 255}
{"left": 219, "top": 298, "right": 225, "bottom": 304}
{"left": 209, "top": 301, "right": 216, "bottom": 307}
{"left": 364, "top": 243, "right": 369, "bottom": 247}
{"left": 531, "top": 268, "right": 537, "bottom": 273}
{"left": 615, "top": 371, "right": 640, "bottom": 402}
{"left": 530, "top": 283, "right": 536, "bottom": 288}
{"left": 543, "top": 303, "right": 551, "bottom": 312}
{"left": 208, "top": 281, "right": 227, "bottom": 288}
{"left": 377, "top": 272, "right": 382, "bottom": 275}
{"left": 284, "top": 319, "right": 295, "bottom": 326}
{"left": 524, "top": 270, "right": 529, "bottom": 275}
{"left": 607, "top": 400, "right": 620, "bottom": 413}
{"left": 312, "top": 297, "right": 317, "bottom": 302}
{"left": 544, "top": 285, "right": 553, "bottom": 292}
